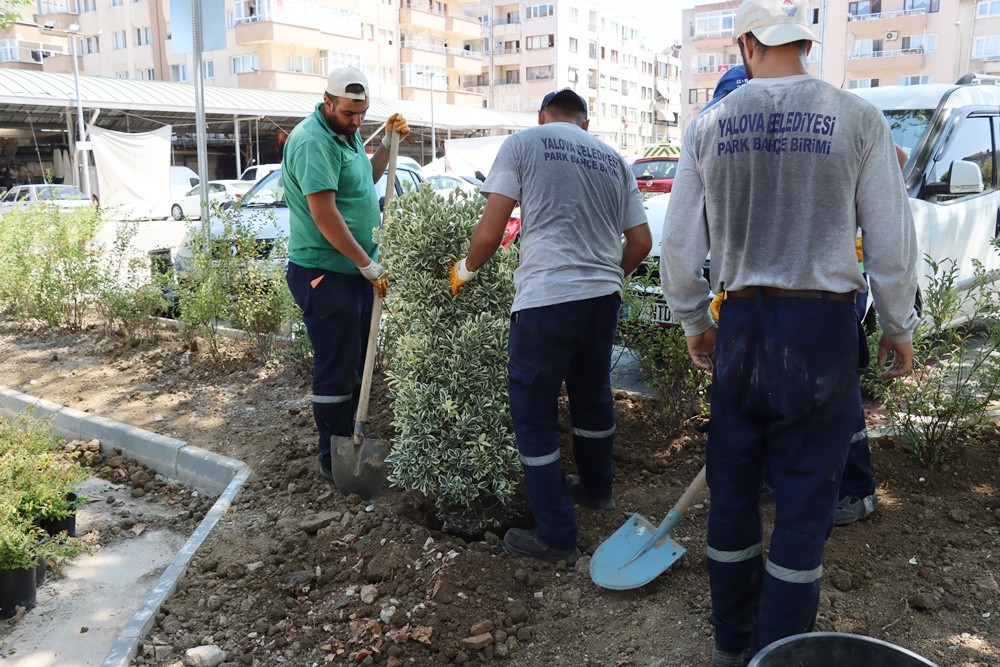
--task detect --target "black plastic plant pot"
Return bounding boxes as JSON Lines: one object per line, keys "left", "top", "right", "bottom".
{"left": 35, "top": 555, "right": 46, "bottom": 587}
{"left": 0, "top": 566, "right": 38, "bottom": 619}
{"left": 37, "top": 493, "right": 78, "bottom": 538}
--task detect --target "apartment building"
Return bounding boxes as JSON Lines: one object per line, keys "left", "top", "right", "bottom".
{"left": 681, "top": 0, "right": 994, "bottom": 122}
{"left": 399, "top": 0, "right": 484, "bottom": 107}
{"left": 469, "top": 0, "right": 683, "bottom": 153}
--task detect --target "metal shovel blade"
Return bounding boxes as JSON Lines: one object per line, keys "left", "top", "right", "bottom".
{"left": 330, "top": 433, "right": 390, "bottom": 500}
{"left": 590, "top": 465, "right": 707, "bottom": 590}
{"left": 590, "top": 511, "right": 687, "bottom": 590}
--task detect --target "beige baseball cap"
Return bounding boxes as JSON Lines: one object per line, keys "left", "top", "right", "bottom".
{"left": 734, "top": 0, "right": 821, "bottom": 46}
{"left": 326, "top": 66, "right": 369, "bottom": 100}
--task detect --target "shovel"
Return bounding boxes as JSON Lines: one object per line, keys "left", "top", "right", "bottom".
{"left": 329, "top": 130, "right": 401, "bottom": 499}
{"left": 590, "top": 465, "right": 707, "bottom": 590}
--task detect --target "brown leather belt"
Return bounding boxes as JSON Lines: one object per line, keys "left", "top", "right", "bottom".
{"left": 726, "top": 287, "right": 856, "bottom": 303}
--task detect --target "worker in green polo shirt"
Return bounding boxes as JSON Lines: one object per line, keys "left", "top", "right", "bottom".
{"left": 282, "top": 66, "right": 410, "bottom": 487}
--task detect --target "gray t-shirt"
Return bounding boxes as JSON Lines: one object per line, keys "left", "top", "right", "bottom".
{"left": 661, "top": 75, "right": 919, "bottom": 341}
{"left": 482, "top": 122, "right": 648, "bottom": 312}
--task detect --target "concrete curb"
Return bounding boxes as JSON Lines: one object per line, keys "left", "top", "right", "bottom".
{"left": 0, "top": 386, "right": 251, "bottom": 667}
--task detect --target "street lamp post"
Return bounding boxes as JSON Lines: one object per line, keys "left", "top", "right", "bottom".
{"left": 429, "top": 72, "right": 436, "bottom": 162}
{"left": 43, "top": 21, "right": 92, "bottom": 199}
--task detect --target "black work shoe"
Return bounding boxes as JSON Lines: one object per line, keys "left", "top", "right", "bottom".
{"left": 711, "top": 646, "right": 749, "bottom": 667}
{"left": 566, "top": 474, "right": 616, "bottom": 510}
{"left": 835, "top": 493, "right": 878, "bottom": 526}
{"left": 502, "top": 528, "right": 581, "bottom": 565}
{"left": 319, "top": 464, "right": 335, "bottom": 484}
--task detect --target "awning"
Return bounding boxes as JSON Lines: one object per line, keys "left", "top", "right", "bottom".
{"left": 655, "top": 81, "right": 672, "bottom": 99}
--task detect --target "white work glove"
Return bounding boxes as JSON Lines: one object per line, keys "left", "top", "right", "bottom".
{"left": 359, "top": 260, "right": 389, "bottom": 298}
{"left": 449, "top": 257, "right": 479, "bottom": 296}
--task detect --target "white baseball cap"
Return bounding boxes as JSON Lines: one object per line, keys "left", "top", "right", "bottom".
{"left": 734, "top": 0, "right": 821, "bottom": 46}
{"left": 326, "top": 66, "right": 369, "bottom": 100}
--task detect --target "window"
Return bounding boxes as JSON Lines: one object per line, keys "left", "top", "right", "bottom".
{"left": 899, "top": 75, "right": 931, "bottom": 85}
{"left": 904, "top": 0, "right": 939, "bottom": 11}
{"left": 696, "top": 53, "right": 718, "bottom": 73}
{"left": 851, "top": 38, "right": 882, "bottom": 57}
{"left": 204, "top": 60, "right": 214, "bottom": 78}
{"left": 848, "top": 1, "right": 881, "bottom": 16}
{"left": 568, "top": 7, "right": 578, "bottom": 22}
{"left": 115, "top": 70, "right": 129, "bottom": 79}
{"left": 927, "top": 116, "right": 994, "bottom": 192}
{"left": 902, "top": 34, "right": 936, "bottom": 53}
{"left": 526, "top": 34, "right": 553, "bottom": 50}
{"left": 78, "top": 36, "right": 98, "bottom": 54}
{"left": 569, "top": 37, "right": 577, "bottom": 53}
{"left": 979, "top": 1, "right": 1000, "bottom": 17}
{"left": 284, "top": 55, "right": 313, "bottom": 73}
{"left": 610, "top": 49, "right": 618, "bottom": 63}
{"left": 688, "top": 88, "right": 710, "bottom": 104}
{"left": 610, "top": 104, "right": 618, "bottom": 116}
{"left": 135, "top": 26, "right": 152, "bottom": 46}
{"left": 588, "top": 40, "right": 597, "bottom": 59}
{"left": 526, "top": 65, "right": 553, "bottom": 80}
{"left": 694, "top": 9, "right": 736, "bottom": 38}
{"left": 112, "top": 30, "right": 126, "bottom": 49}
{"left": 849, "top": 78, "right": 879, "bottom": 88}
{"left": 524, "top": 4, "right": 553, "bottom": 19}
{"left": 232, "top": 54, "right": 259, "bottom": 74}
{"left": 567, "top": 67, "right": 578, "bottom": 83}
{"left": 138, "top": 68, "right": 155, "bottom": 80}
{"left": 80, "top": 0, "right": 95, "bottom": 11}
{"left": 973, "top": 35, "right": 1000, "bottom": 59}
{"left": 111, "top": 0, "right": 122, "bottom": 5}
{"left": 610, "top": 77, "right": 619, "bottom": 91}
{"left": 171, "top": 64, "right": 188, "bottom": 81}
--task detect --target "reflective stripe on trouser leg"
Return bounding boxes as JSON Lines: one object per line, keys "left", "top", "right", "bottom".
{"left": 838, "top": 392, "right": 875, "bottom": 499}
{"left": 710, "top": 295, "right": 859, "bottom": 657}
{"left": 286, "top": 262, "right": 372, "bottom": 467}
{"left": 564, "top": 293, "right": 619, "bottom": 500}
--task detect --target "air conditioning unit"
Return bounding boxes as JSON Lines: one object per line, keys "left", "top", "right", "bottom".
{"left": 885, "top": 30, "right": 899, "bottom": 41}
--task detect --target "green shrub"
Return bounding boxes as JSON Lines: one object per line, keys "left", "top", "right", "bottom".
{"left": 882, "top": 249, "right": 1000, "bottom": 464}
{"left": 616, "top": 265, "right": 708, "bottom": 433}
{"left": 380, "top": 186, "right": 521, "bottom": 508}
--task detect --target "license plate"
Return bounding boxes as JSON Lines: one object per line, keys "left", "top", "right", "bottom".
{"left": 647, "top": 300, "right": 674, "bottom": 325}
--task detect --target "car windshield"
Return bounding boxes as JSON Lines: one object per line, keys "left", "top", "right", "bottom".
{"left": 883, "top": 109, "right": 933, "bottom": 159}
{"left": 631, "top": 160, "right": 677, "bottom": 180}
{"left": 240, "top": 170, "right": 285, "bottom": 207}
{"left": 38, "top": 185, "right": 86, "bottom": 200}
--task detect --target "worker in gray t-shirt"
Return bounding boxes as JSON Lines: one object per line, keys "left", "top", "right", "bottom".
{"left": 450, "top": 88, "right": 651, "bottom": 565}
{"left": 659, "top": 1, "right": 919, "bottom": 665}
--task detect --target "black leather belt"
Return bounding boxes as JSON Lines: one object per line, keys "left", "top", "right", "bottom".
{"left": 726, "top": 287, "right": 856, "bottom": 303}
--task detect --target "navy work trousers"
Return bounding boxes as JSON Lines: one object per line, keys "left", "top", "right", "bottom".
{"left": 840, "top": 288, "right": 875, "bottom": 498}
{"left": 286, "top": 262, "right": 373, "bottom": 470}
{"left": 507, "top": 293, "right": 621, "bottom": 550}
{"left": 707, "top": 295, "right": 860, "bottom": 657}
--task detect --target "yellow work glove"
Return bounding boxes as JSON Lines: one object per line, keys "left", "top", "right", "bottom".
{"left": 710, "top": 292, "right": 725, "bottom": 322}
{"left": 855, "top": 236, "right": 864, "bottom": 264}
{"left": 450, "top": 257, "right": 478, "bottom": 296}
{"left": 381, "top": 113, "right": 410, "bottom": 147}
{"left": 359, "top": 260, "right": 390, "bottom": 299}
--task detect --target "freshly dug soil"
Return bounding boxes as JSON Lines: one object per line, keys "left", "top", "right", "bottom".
{"left": 0, "top": 320, "right": 997, "bottom": 667}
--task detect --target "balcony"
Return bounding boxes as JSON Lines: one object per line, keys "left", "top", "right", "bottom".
{"left": 1, "top": 40, "right": 68, "bottom": 70}
{"left": 34, "top": 0, "right": 78, "bottom": 26}
{"left": 693, "top": 31, "right": 735, "bottom": 49}
{"left": 446, "top": 14, "right": 481, "bottom": 39}
{"left": 232, "top": 0, "right": 359, "bottom": 45}
{"left": 847, "top": 9, "right": 928, "bottom": 39}
{"left": 847, "top": 47, "right": 926, "bottom": 73}
{"left": 399, "top": 4, "right": 447, "bottom": 33}
{"left": 235, "top": 68, "right": 322, "bottom": 92}
{"left": 482, "top": 17, "right": 520, "bottom": 38}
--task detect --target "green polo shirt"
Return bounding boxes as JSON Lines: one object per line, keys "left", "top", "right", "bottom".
{"left": 283, "top": 103, "right": 380, "bottom": 274}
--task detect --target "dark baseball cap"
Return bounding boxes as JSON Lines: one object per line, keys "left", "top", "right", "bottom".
{"left": 702, "top": 65, "right": 748, "bottom": 112}
{"left": 539, "top": 88, "right": 588, "bottom": 116}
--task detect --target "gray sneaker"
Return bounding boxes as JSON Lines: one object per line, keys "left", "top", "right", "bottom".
{"left": 711, "top": 646, "right": 748, "bottom": 667}
{"left": 835, "top": 493, "right": 878, "bottom": 526}
{"left": 566, "top": 474, "right": 616, "bottom": 510}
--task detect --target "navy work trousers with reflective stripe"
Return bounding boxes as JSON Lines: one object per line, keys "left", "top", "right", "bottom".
{"left": 507, "top": 293, "right": 620, "bottom": 551}
{"left": 707, "top": 295, "right": 859, "bottom": 657}
{"left": 286, "top": 262, "right": 373, "bottom": 469}
{"left": 840, "top": 288, "right": 876, "bottom": 498}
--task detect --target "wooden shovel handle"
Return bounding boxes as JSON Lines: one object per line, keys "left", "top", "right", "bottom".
{"left": 672, "top": 465, "right": 708, "bottom": 517}
{"left": 352, "top": 130, "right": 400, "bottom": 442}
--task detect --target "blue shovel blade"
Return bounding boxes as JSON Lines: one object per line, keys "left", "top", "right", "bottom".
{"left": 590, "top": 511, "right": 687, "bottom": 590}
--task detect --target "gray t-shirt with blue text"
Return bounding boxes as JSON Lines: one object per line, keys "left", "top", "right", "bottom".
{"left": 482, "top": 122, "right": 648, "bottom": 313}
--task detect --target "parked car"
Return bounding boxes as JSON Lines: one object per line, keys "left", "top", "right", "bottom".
{"left": 425, "top": 173, "right": 481, "bottom": 198}
{"left": 631, "top": 155, "right": 680, "bottom": 194}
{"left": 238, "top": 163, "right": 282, "bottom": 183}
{"left": 0, "top": 184, "right": 95, "bottom": 215}
{"left": 163, "top": 161, "right": 427, "bottom": 281}
{"left": 171, "top": 180, "right": 254, "bottom": 220}
{"left": 852, "top": 76, "right": 1000, "bottom": 326}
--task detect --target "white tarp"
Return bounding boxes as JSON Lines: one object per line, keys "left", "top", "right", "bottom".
{"left": 90, "top": 125, "right": 172, "bottom": 220}
{"left": 441, "top": 135, "right": 511, "bottom": 179}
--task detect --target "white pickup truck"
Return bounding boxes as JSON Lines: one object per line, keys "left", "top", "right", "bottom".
{"left": 641, "top": 76, "right": 1000, "bottom": 328}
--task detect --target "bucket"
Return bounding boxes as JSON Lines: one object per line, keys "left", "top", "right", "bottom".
{"left": 0, "top": 567, "right": 38, "bottom": 619}
{"left": 749, "top": 632, "right": 938, "bottom": 667}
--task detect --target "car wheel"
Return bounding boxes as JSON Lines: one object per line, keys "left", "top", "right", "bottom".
{"left": 171, "top": 204, "right": 184, "bottom": 220}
